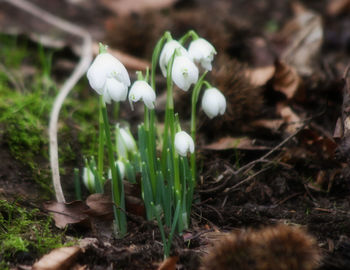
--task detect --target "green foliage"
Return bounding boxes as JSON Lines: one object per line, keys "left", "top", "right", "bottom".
{"left": 0, "top": 200, "right": 65, "bottom": 262}
{"left": 0, "top": 34, "right": 99, "bottom": 195}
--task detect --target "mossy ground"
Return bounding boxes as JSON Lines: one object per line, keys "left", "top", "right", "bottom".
{"left": 0, "top": 199, "right": 72, "bottom": 269}
{"left": 0, "top": 34, "right": 100, "bottom": 265}
{"left": 0, "top": 34, "right": 100, "bottom": 199}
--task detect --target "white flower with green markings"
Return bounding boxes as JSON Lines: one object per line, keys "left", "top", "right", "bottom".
{"left": 172, "top": 56, "right": 199, "bottom": 91}
{"left": 87, "top": 52, "right": 130, "bottom": 103}
{"left": 128, "top": 80, "right": 156, "bottom": 110}
{"left": 201, "top": 87, "right": 226, "bottom": 119}
{"left": 174, "top": 131, "right": 195, "bottom": 157}
{"left": 159, "top": 40, "right": 189, "bottom": 77}
{"left": 188, "top": 38, "right": 216, "bottom": 71}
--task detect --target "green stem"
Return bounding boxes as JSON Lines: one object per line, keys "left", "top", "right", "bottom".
{"left": 74, "top": 168, "right": 81, "bottom": 200}
{"left": 101, "top": 101, "right": 126, "bottom": 236}
{"left": 190, "top": 72, "right": 208, "bottom": 187}
{"left": 179, "top": 30, "right": 199, "bottom": 45}
{"left": 98, "top": 96, "right": 104, "bottom": 183}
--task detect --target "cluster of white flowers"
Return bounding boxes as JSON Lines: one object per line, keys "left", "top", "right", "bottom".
{"left": 86, "top": 35, "right": 227, "bottom": 158}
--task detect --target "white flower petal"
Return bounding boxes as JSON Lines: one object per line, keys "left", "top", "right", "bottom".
{"left": 102, "top": 87, "right": 112, "bottom": 104}
{"left": 201, "top": 88, "right": 226, "bottom": 119}
{"left": 128, "top": 80, "right": 156, "bottom": 109}
{"left": 175, "top": 131, "right": 195, "bottom": 157}
{"left": 188, "top": 38, "right": 216, "bottom": 70}
{"left": 159, "top": 40, "right": 189, "bottom": 77}
{"left": 87, "top": 52, "right": 130, "bottom": 98}
{"left": 172, "top": 56, "right": 198, "bottom": 91}
{"left": 105, "top": 78, "right": 128, "bottom": 102}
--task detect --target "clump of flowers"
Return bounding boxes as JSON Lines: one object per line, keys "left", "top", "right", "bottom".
{"left": 82, "top": 31, "right": 226, "bottom": 257}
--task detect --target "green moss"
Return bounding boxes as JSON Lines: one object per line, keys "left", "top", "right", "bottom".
{"left": 0, "top": 200, "right": 69, "bottom": 263}
{"left": 0, "top": 34, "right": 101, "bottom": 199}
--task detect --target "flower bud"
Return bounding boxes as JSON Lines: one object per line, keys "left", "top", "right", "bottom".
{"left": 201, "top": 88, "right": 226, "bottom": 119}
{"left": 108, "top": 160, "right": 126, "bottom": 180}
{"left": 83, "top": 167, "right": 95, "bottom": 193}
{"left": 175, "top": 131, "right": 195, "bottom": 157}
{"left": 116, "top": 125, "right": 137, "bottom": 158}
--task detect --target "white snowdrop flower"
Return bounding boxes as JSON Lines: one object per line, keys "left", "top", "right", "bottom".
{"left": 175, "top": 131, "right": 195, "bottom": 157}
{"left": 201, "top": 88, "right": 226, "bottom": 119}
{"left": 172, "top": 56, "right": 199, "bottom": 91}
{"left": 108, "top": 160, "right": 125, "bottom": 180}
{"left": 188, "top": 38, "right": 217, "bottom": 71}
{"left": 83, "top": 167, "right": 95, "bottom": 193}
{"left": 116, "top": 125, "right": 137, "bottom": 158}
{"left": 159, "top": 40, "right": 190, "bottom": 77}
{"left": 128, "top": 80, "right": 156, "bottom": 110}
{"left": 87, "top": 53, "right": 130, "bottom": 103}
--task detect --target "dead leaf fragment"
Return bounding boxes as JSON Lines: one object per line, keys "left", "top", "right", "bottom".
{"left": 273, "top": 60, "right": 304, "bottom": 101}
{"left": 277, "top": 104, "right": 303, "bottom": 135}
{"left": 245, "top": 65, "right": 275, "bottom": 87}
{"left": 157, "top": 256, "right": 179, "bottom": 270}
{"left": 327, "top": 0, "right": 350, "bottom": 16}
{"left": 85, "top": 193, "right": 114, "bottom": 218}
{"left": 44, "top": 201, "right": 89, "bottom": 229}
{"left": 32, "top": 246, "right": 81, "bottom": 270}
{"left": 278, "top": 3, "right": 323, "bottom": 75}
{"left": 101, "top": 0, "right": 177, "bottom": 16}
{"left": 204, "top": 137, "right": 270, "bottom": 151}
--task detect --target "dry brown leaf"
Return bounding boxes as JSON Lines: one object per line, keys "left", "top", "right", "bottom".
{"left": 245, "top": 65, "right": 275, "bottom": 87}
{"left": 203, "top": 137, "right": 270, "bottom": 151}
{"left": 278, "top": 3, "right": 323, "bottom": 75}
{"left": 85, "top": 193, "right": 114, "bottom": 218}
{"left": 335, "top": 68, "right": 350, "bottom": 160}
{"left": 327, "top": 0, "right": 350, "bottom": 16}
{"left": 273, "top": 60, "right": 304, "bottom": 100}
{"left": 44, "top": 201, "right": 89, "bottom": 229}
{"left": 157, "top": 256, "right": 179, "bottom": 270}
{"left": 92, "top": 42, "right": 150, "bottom": 71}
{"left": 32, "top": 246, "right": 81, "bottom": 270}
{"left": 276, "top": 104, "right": 303, "bottom": 135}
{"left": 251, "top": 119, "right": 285, "bottom": 132}
{"left": 101, "top": 0, "right": 177, "bottom": 16}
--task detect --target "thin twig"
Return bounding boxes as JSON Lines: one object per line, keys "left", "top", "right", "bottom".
{"left": 235, "top": 123, "right": 307, "bottom": 176}
{"left": 225, "top": 166, "right": 271, "bottom": 193}
{"left": 5, "top": 0, "right": 93, "bottom": 203}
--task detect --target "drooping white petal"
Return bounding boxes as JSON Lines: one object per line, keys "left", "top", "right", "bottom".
{"left": 87, "top": 52, "right": 130, "bottom": 97}
{"left": 159, "top": 40, "right": 190, "bottom": 77}
{"left": 188, "top": 38, "right": 216, "bottom": 70}
{"left": 201, "top": 88, "right": 226, "bottom": 119}
{"left": 128, "top": 80, "right": 156, "bottom": 109}
{"left": 172, "top": 56, "right": 199, "bottom": 91}
{"left": 105, "top": 78, "right": 128, "bottom": 102}
{"left": 175, "top": 131, "right": 195, "bottom": 157}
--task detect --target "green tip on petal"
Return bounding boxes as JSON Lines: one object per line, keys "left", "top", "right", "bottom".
{"left": 99, "top": 42, "right": 108, "bottom": 54}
